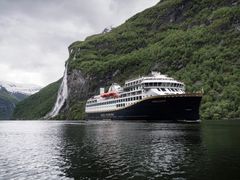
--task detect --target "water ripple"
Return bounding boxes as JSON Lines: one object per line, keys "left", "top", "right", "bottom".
{"left": 0, "top": 120, "right": 240, "bottom": 179}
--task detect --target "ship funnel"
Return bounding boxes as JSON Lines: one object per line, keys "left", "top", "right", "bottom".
{"left": 100, "top": 88, "right": 105, "bottom": 94}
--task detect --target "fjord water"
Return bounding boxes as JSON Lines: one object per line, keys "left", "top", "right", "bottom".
{"left": 0, "top": 120, "right": 240, "bottom": 179}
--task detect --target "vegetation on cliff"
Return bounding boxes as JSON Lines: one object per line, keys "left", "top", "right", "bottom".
{"left": 0, "top": 87, "right": 18, "bottom": 119}
{"left": 67, "top": 0, "right": 240, "bottom": 120}
{"left": 13, "top": 80, "right": 61, "bottom": 119}
{"left": 14, "top": 0, "right": 240, "bottom": 120}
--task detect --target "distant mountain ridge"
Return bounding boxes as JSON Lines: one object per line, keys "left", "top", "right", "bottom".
{"left": 0, "top": 81, "right": 42, "bottom": 119}
{"left": 0, "top": 81, "right": 41, "bottom": 96}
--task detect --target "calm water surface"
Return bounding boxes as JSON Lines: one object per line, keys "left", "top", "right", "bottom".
{"left": 0, "top": 120, "right": 240, "bottom": 179}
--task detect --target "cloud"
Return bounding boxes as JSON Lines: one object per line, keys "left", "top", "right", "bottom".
{"left": 0, "top": 0, "right": 159, "bottom": 86}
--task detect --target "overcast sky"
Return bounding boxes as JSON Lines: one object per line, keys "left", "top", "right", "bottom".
{"left": 0, "top": 0, "right": 159, "bottom": 86}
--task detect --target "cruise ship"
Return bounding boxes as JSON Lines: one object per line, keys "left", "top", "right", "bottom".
{"left": 85, "top": 72, "right": 202, "bottom": 122}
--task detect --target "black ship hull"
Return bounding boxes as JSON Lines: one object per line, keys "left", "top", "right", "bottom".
{"left": 86, "top": 93, "right": 202, "bottom": 122}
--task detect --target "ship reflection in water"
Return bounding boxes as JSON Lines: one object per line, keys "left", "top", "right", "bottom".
{"left": 0, "top": 120, "right": 240, "bottom": 179}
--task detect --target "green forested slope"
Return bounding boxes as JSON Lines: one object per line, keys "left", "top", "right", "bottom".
{"left": 13, "top": 80, "right": 61, "bottom": 119}
{"left": 0, "top": 87, "right": 18, "bottom": 119}
{"left": 67, "top": 0, "right": 240, "bottom": 120}
{"left": 14, "top": 0, "right": 240, "bottom": 120}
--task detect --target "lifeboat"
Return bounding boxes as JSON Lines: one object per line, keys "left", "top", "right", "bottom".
{"left": 101, "top": 91, "right": 119, "bottom": 98}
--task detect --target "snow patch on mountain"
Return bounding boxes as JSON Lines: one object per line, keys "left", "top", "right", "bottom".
{"left": 0, "top": 81, "right": 42, "bottom": 95}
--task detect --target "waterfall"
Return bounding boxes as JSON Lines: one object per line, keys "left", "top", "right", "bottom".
{"left": 45, "top": 64, "right": 68, "bottom": 118}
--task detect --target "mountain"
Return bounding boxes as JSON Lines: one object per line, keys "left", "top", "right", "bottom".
{"left": 0, "top": 81, "right": 41, "bottom": 96}
{"left": 0, "top": 81, "right": 41, "bottom": 119}
{"left": 0, "top": 87, "right": 18, "bottom": 119}
{"left": 14, "top": 0, "right": 240, "bottom": 120}
{"left": 13, "top": 80, "right": 61, "bottom": 120}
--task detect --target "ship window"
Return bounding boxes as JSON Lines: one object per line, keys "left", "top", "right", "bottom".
{"left": 149, "top": 83, "right": 153, "bottom": 86}
{"left": 154, "top": 82, "right": 157, "bottom": 86}
{"left": 161, "top": 88, "right": 166, "bottom": 91}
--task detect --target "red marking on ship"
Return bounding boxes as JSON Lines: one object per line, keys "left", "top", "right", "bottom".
{"left": 101, "top": 91, "right": 119, "bottom": 98}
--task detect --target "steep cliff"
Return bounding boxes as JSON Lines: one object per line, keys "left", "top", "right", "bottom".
{"left": 14, "top": 0, "right": 240, "bottom": 120}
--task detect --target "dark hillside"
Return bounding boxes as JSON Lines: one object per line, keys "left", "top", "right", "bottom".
{"left": 0, "top": 87, "right": 18, "bottom": 119}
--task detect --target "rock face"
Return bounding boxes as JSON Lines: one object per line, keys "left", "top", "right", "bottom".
{"left": 67, "top": 69, "right": 88, "bottom": 103}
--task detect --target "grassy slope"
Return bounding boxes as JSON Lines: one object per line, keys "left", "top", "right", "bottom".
{"left": 67, "top": 0, "right": 240, "bottom": 120}
{"left": 13, "top": 80, "right": 61, "bottom": 119}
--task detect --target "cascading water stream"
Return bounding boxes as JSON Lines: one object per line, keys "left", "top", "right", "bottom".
{"left": 45, "top": 64, "right": 68, "bottom": 118}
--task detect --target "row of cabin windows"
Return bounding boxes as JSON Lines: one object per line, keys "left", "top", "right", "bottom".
{"left": 117, "top": 104, "right": 125, "bottom": 108}
{"left": 126, "top": 86, "right": 141, "bottom": 92}
{"left": 120, "top": 90, "right": 142, "bottom": 97}
{"left": 144, "top": 82, "right": 183, "bottom": 88}
{"left": 87, "top": 100, "right": 97, "bottom": 104}
{"left": 86, "top": 96, "right": 142, "bottom": 107}
{"left": 157, "top": 88, "right": 183, "bottom": 92}
{"left": 125, "top": 80, "right": 141, "bottom": 87}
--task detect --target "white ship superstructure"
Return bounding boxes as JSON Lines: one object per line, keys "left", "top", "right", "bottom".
{"left": 85, "top": 72, "right": 185, "bottom": 113}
